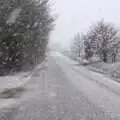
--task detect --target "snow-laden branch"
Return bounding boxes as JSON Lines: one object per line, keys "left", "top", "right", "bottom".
{"left": 6, "top": 8, "right": 22, "bottom": 25}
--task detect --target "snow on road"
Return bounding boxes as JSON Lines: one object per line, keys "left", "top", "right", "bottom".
{"left": 14, "top": 54, "right": 113, "bottom": 120}
{"left": 51, "top": 52, "right": 120, "bottom": 118}
{"left": 3, "top": 52, "right": 120, "bottom": 120}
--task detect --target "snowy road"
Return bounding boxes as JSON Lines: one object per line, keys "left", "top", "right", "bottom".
{"left": 1, "top": 52, "right": 120, "bottom": 120}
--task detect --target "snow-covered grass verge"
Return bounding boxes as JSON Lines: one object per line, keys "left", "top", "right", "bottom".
{"left": 0, "top": 57, "right": 47, "bottom": 99}
{"left": 64, "top": 52, "right": 120, "bottom": 83}
{"left": 87, "top": 62, "right": 120, "bottom": 82}
{"left": 0, "top": 72, "right": 31, "bottom": 99}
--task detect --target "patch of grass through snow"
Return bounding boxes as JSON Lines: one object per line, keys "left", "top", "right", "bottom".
{"left": 0, "top": 87, "right": 26, "bottom": 99}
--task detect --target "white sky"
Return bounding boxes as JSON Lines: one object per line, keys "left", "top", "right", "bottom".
{"left": 50, "top": 0, "right": 120, "bottom": 49}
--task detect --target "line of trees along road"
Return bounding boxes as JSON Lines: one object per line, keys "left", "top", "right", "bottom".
{"left": 71, "top": 20, "right": 120, "bottom": 63}
{"left": 0, "top": 0, "right": 54, "bottom": 75}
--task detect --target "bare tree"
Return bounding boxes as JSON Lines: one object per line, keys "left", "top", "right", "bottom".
{"left": 84, "top": 20, "right": 119, "bottom": 62}
{"left": 71, "top": 33, "right": 84, "bottom": 60}
{"left": 84, "top": 35, "right": 93, "bottom": 60}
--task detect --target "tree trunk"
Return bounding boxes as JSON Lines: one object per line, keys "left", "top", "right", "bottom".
{"left": 112, "top": 53, "right": 116, "bottom": 63}
{"left": 78, "top": 51, "right": 81, "bottom": 57}
{"left": 103, "top": 52, "right": 107, "bottom": 63}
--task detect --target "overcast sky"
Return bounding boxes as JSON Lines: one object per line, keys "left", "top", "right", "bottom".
{"left": 50, "top": 0, "right": 120, "bottom": 49}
